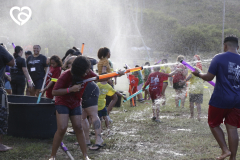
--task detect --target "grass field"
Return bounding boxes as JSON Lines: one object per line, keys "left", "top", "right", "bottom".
{"left": 1, "top": 82, "right": 240, "bottom": 160}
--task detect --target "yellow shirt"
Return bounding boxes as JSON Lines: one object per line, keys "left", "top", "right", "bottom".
{"left": 188, "top": 67, "right": 204, "bottom": 94}
{"left": 97, "top": 58, "right": 111, "bottom": 75}
{"left": 160, "top": 66, "right": 171, "bottom": 82}
{"left": 97, "top": 82, "right": 116, "bottom": 111}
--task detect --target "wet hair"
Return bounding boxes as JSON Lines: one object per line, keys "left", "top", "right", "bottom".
{"left": 97, "top": 47, "right": 110, "bottom": 59}
{"left": 72, "top": 51, "right": 82, "bottom": 56}
{"left": 162, "top": 59, "right": 168, "bottom": 63}
{"left": 133, "top": 71, "right": 139, "bottom": 75}
{"left": 50, "top": 55, "right": 62, "bottom": 67}
{"left": 72, "top": 46, "right": 79, "bottom": 52}
{"left": 135, "top": 65, "right": 140, "bottom": 67}
{"left": 145, "top": 62, "right": 150, "bottom": 66}
{"left": 224, "top": 35, "right": 239, "bottom": 47}
{"left": 62, "top": 49, "right": 75, "bottom": 62}
{"left": 153, "top": 65, "right": 160, "bottom": 71}
{"left": 176, "top": 55, "right": 184, "bottom": 62}
{"left": 71, "top": 56, "right": 91, "bottom": 85}
{"left": 25, "top": 50, "right": 32, "bottom": 55}
{"left": 14, "top": 46, "right": 23, "bottom": 58}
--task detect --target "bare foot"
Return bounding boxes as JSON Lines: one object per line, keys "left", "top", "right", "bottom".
{"left": 49, "top": 157, "right": 55, "bottom": 160}
{"left": 0, "top": 144, "right": 13, "bottom": 152}
{"left": 216, "top": 150, "right": 231, "bottom": 160}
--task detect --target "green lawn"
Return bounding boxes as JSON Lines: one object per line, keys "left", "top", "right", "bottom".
{"left": 1, "top": 83, "right": 240, "bottom": 160}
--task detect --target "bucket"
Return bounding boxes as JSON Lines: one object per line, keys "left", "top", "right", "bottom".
{"left": 7, "top": 95, "right": 57, "bottom": 139}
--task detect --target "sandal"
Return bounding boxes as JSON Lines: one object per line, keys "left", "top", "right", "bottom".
{"left": 89, "top": 143, "right": 106, "bottom": 151}
{"left": 74, "top": 142, "right": 92, "bottom": 146}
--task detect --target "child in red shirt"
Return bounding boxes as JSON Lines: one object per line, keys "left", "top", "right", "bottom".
{"left": 41, "top": 55, "right": 62, "bottom": 99}
{"left": 143, "top": 66, "right": 180, "bottom": 122}
{"left": 128, "top": 72, "right": 139, "bottom": 107}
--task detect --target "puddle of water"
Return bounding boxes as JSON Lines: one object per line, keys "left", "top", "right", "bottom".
{"left": 177, "top": 129, "right": 191, "bottom": 131}
{"left": 156, "top": 149, "right": 185, "bottom": 156}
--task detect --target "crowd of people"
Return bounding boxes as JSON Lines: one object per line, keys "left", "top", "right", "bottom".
{"left": 0, "top": 35, "right": 240, "bottom": 160}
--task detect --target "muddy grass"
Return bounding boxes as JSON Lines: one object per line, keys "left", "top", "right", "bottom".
{"left": 1, "top": 84, "right": 240, "bottom": 160}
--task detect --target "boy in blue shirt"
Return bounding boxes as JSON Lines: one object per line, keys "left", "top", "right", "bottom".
{"left": 192, "top": 35, "right": 240, "bottom": 160}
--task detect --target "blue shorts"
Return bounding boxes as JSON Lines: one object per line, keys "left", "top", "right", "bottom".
{"left": 33, "top": 78, "right": 44, "bottom": 90}
{"left": 55, "top": 105, "right": 82, "bottom": 116}
{"left": 4, "top": 81, "right": 11, "bottom": 90}
{"left": 98, "top": 107, "right": 108, "bottom": 119}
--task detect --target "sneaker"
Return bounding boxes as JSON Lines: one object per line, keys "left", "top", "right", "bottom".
{"left": 155, "top": 119, "right": 161, "bottom": 123}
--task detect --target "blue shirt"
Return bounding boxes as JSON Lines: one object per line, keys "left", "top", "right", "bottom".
{"left": 208, "top": 52, "right": 240, "bottom": 109}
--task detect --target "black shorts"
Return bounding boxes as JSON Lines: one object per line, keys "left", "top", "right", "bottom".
{"left": 189, "top": 94, "right": 203, "bottom": 104}
{"left": 0, "top": 88, "right": 8, "bottom": 135}
{"left": 173, "top": 82, "right": 185, "bottom": 90}
{"left": 55, "top": 105, "right": 82, "bottom": 116}
{"left": 82, "top": 82, "right": 99, "bottom": 108}
{"left": 98, "top": 107, "right": 108, "bottom": 119}
{"left": 163, "top": 82, "right": 168, "bottom": 85}
{"left": 33, "top": 78, "right": 44, "bottom": 90}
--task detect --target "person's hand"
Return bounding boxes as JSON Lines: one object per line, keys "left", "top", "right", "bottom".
{"left": 142, "top": 87, "right": 146, "bottom": 92}
{"left": 122, "top": 95, "right": 127, "bottom": 100}
{"left": 118, "top": 70, "right": 125, "bottom": 76}
{"left": 70, "top": 84, "right": 81, "bottom": 92}
{"left": 192, "top": 69, "right": 200, "bottom": 77}
{"left": 28, "top": 81, "right": 33, "bottom": 88}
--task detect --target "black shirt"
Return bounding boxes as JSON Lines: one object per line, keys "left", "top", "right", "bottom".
{"left": 26, "top": 54, "right": 48, "bottom": 82}
{"left": 10, "top": 56, "right": 26, "bottom": 81}
{"left": 0, "top": 46, "right": 13, "bottom": 88}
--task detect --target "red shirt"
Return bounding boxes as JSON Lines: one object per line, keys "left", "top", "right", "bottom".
{"left": 128, "top": 75, "right": 139, "bottom": 94}
{"left": 173, "top": 64, "right": 186, "bottom": 83}
{"left": 144, "top": 72, "right": 169, "bottom": 90}
{"left": 53, "top": 69, "right": 97, "bottom": 109}
{"left": 45, "top": 66, "right": 61, "bottom": 99}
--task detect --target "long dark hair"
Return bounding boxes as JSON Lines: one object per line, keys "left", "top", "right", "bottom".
{"left": 14, "top": 46, "right": 23, "bottom": 58}
{"left": 62, "top": 49, "right": 75, "bottom": 62}
{"left": 71, "top": 56, "right": 91, "bottom": 85}
{"left": 50, "top": 55, "right": 62, "bottom": 67}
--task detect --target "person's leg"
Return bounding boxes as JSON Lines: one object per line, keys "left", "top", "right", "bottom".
{"left": 152, "top": 99, "right": 156, "bottom": 119}
{"left": 10, "top": 82, "right": 17, "bottom": 95}
{"left": 208, "top": 105, "right": 231, "bottom": 160}
{"left": 70, "top": 115, "right": 88, "bottom": 158}
{"left": 0, "top": 91, "right": 12, "bottom": 152}
{"left": 162, "top": 83, "right": 168, "bottom": 105}
{"left": 103, "top": 116, "right": 110, "bottom": 135}
{"left": 17, "top": 81, "right": 26, "bottom": 95}
{"left": 81, "top": 110, "right": 90, "bottom": 144}
{"left": 196, "top": 103, "right": 201, "bottom": 121}
{"left": 180, "top": 88, "right": 186, "bottom": 108}
{"left": 175, "top": 89, "right": 180, "bottom": 107}
{"left": 210, "top": 126, "right": 231, "bottom": 159}
{"left": 5, "top": 89, "right": 11, "bottom": 95}
{"left": 155, "top": 103, "right": 161, "bottom": 121}
{"left": 84, "top": 106, "right": 103, "bottom": 147}
{"left": 50, "top": 112, "right": 69, "bottom": 158}
{"left": 189, "top": 102, "right": 194, "bottom": 118}
{"left": 225, "top": 123, "right": 238, "bottom": 160}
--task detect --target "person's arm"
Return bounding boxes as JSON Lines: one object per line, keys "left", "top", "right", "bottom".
{"left": 40, "top": 81, "right": 55, "bottom": 93}
{"left": 5, "top": 73, "right": 11, "bottom": 81}
{"left": 52, "top": 84, "right": 82, "bottom": 96}
{"left": 179, "top": 74, "right": 192, "bottom": 85}
{"left": 192, "top": 71, "right": 215, "bottom": 81}
{"left": 22, "top": 67, "right": 33, "bottom": 88}
{"left": 142, "top": 75, "right": 151, "bottom": 91}
{"left": 7, "top": 59, "right": 14, "bottom": 67}
{"left": 115, "top": 91, "right": 127, "bottom": 100}
{"left": 168, "top": 68, "right": 183, "bottom": 77}
{"left": 107, "top": 93, "right": 118, "bottom": 114}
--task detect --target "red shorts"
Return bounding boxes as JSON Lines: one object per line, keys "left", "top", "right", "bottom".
{"left": 208, "top": 105, "right": 240, "bottom": 128}
{"left": 149, "top": 86, "right": 163, "bottom": 100}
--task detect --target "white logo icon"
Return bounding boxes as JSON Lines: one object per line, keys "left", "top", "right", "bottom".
{"left": 10, "top": 6, "right": 32, "bottom": 26}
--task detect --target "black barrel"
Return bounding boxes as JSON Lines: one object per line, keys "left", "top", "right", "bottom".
{"left": 7, "top": 95, "right": 57, "bottom": 139}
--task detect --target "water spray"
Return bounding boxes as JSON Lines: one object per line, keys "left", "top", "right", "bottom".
{"left": 180, "top": 60, "right": 215, "bottom": 86}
